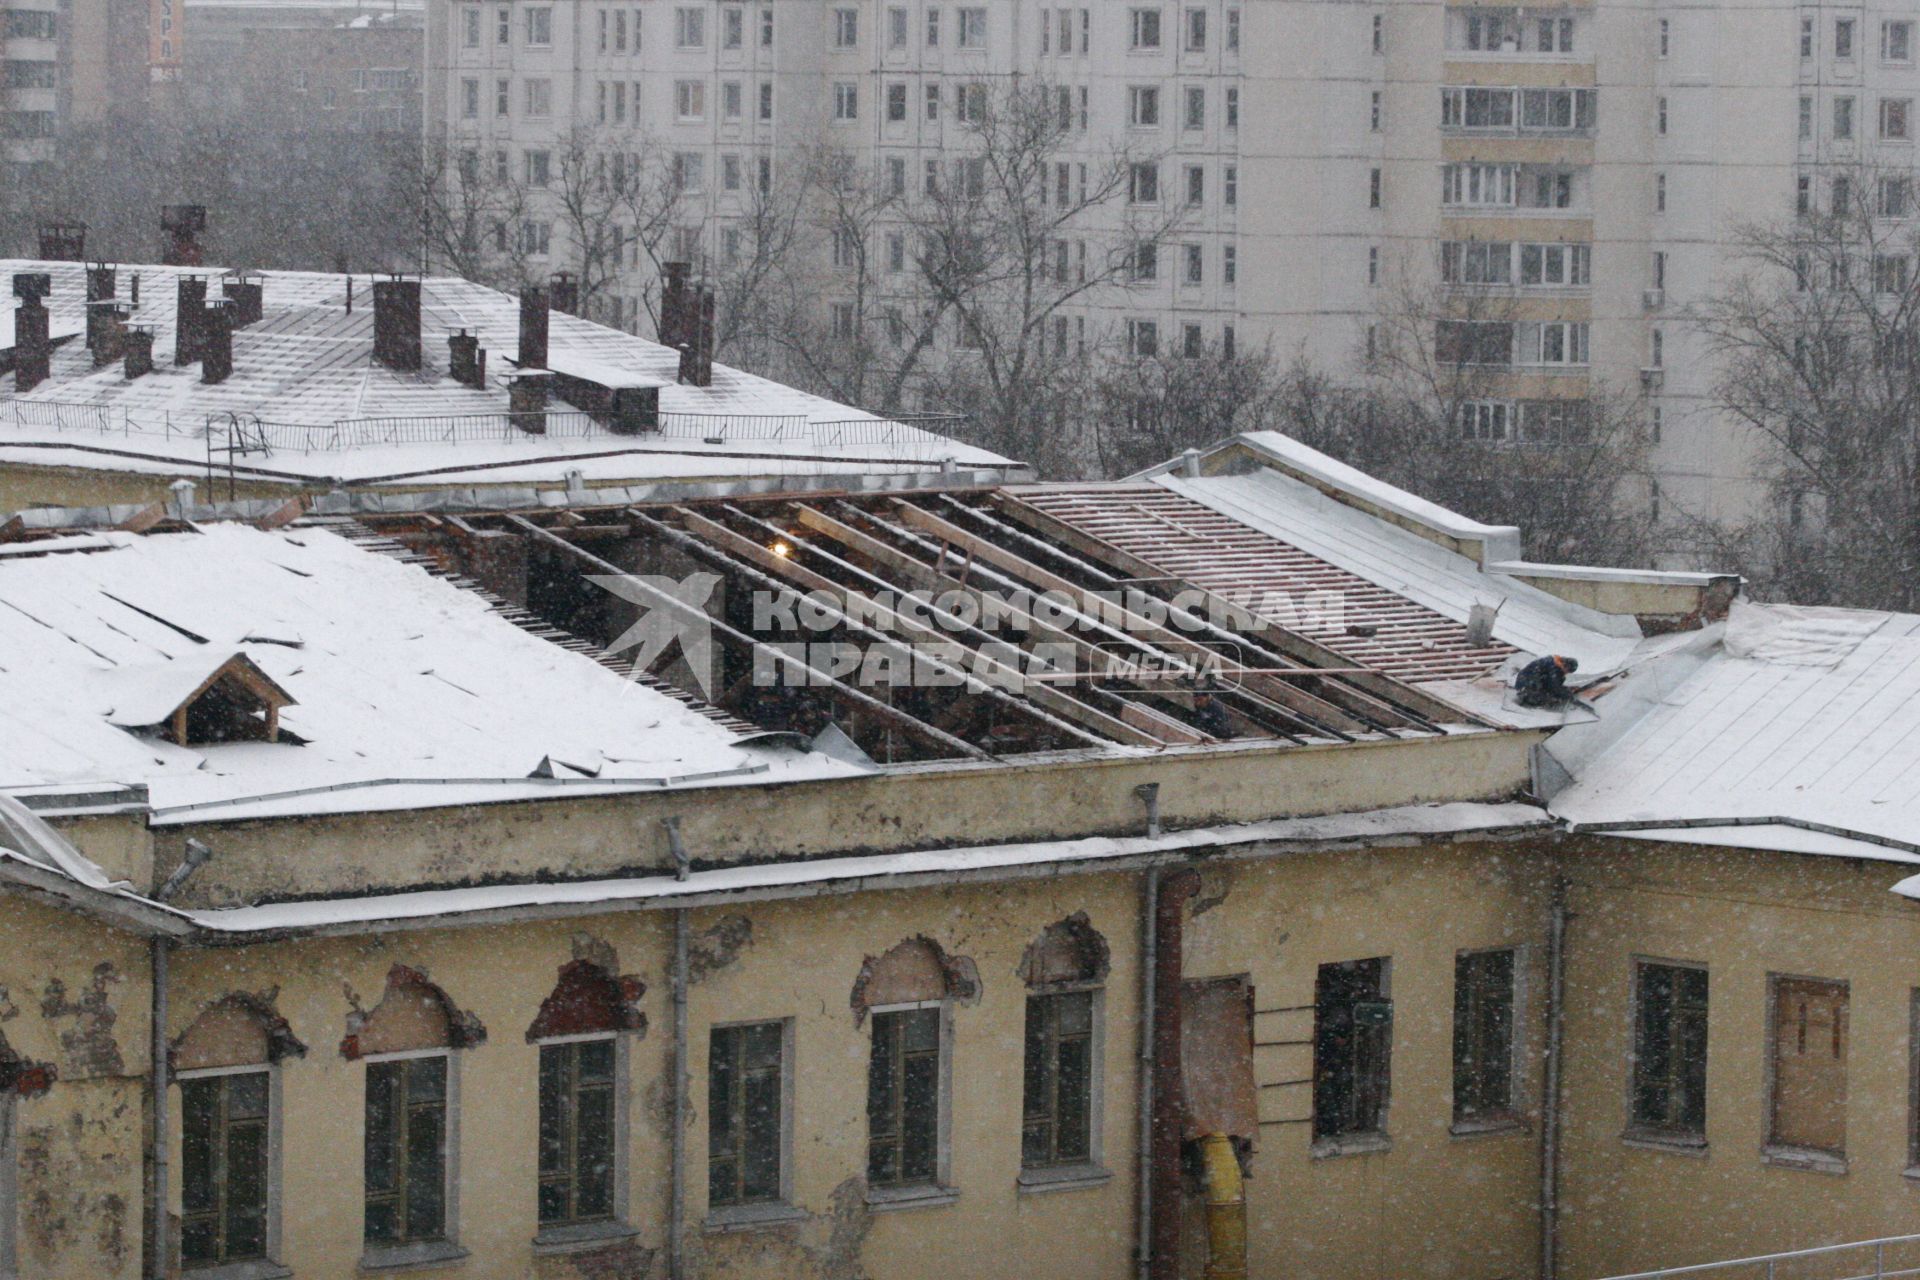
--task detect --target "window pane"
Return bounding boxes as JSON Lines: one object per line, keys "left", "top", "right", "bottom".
{"left": 225, "top": 1117, "right": 269, "bottom": 1259}
{"left": 181, "top": 1080, "right": 219, "bottom": 1216}
{"left": 1057, "top": 1037, "right": 1092, "bottom": 1161}
{"left": 404, "top": 1098, "right": 446, "bottom": 1240}
{"left": 539, "top": 1047, "right": 569, "bottom": 1178}
{"left": 742, "top": 1069, "right": 782, "bottom": 1200}
{"left": 578, "top": 1039, "right": 616, "bottom": 1084}
{"left": 901, "top": 1051, "right": 940, "bottom": 1182}
{"left": 365, "top": 1063, "right": 401, "bottom": 1194}
{"left": 576, "top": 1085, "right": 616, "bottom": 1217}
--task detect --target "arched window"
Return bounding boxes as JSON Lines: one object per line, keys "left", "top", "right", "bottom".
{"left": 526, "top": 961, "right": 643, "bottom": 1237}
{"left": 853, "top": 938, "right": 977, "bottom": 1203}
{"left": 344, "top": 967, "right": 483, "bottom": 1268}
{"left": 1018, "top": 915, "right": 1110, "bottom": 1183}
{"left": 172, "top": 995, "right": 304, "bottom": 1271}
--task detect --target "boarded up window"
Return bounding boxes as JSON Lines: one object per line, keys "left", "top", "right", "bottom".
{"left": 1453, "top": 949, "right": 1517, "bottom": 1123}
{"left": 1313, "top": 959, "right": 1390, "bottom": 1141}
{"left": 1182, "top": 976, "right": 1257, "bottom": 1145}
{"left": 1770, "top": 976, "right": 1847, "bottom": 1155}
{"left": 1631, "top": 961, "right": 1708, "bottom": 1137}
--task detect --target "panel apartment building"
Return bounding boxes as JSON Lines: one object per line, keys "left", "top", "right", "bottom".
{"left": 427, "top": 0, "right": 1906, "bottom": 530}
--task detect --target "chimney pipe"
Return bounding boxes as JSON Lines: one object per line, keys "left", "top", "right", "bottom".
{"left": 160, "top": 205, "right": 207, "bottom": 268}
{"left": 371, "top": 275, "right": 423, "bottom": 371}
{"left": 658, "top": 261, "right": 690, "bottom": 349}
{"left": 508, "top": 372, "right": 551, "bottom": 433}
{"left": 519, "top": 286, "right": 550, "bottom": 370}
{"left": 227, "top": 275, "right": 263, "bottom": 328}
{"left": 448, "top": 329, "right": 485, "bottom": 389}
{"left": 90, "top": 303, "right": 131, "bottom": 367}
{"left": 37, "top": 221, "right": 87, "bottom": 262}
{"left": 549, "top": 270, "right": 579, "bottom": 316}
{"left": 11, "top": 273, "right": 52, "bottom": 393}
{"left": 175, "top": 276, "right": 208, "bottom": 365}
{"left": 201, "top": 301, "right": 234, "bottom": 384}
{"left": 678, "top": 284, "right": 716, "bottom": 388}
{"left": 124, "top": 325, "right": 156, "bottom": 380}
{"left": 85, "top": 262, "right": 117, "bottom": 356}
{"left": 130, "top": 272, "right": 141, "bottom": 309}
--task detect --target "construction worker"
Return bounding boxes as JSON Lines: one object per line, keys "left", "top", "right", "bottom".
{"left": 1514, "top": 653, "right": 1580, "bottom": 709}
{"left": 1193, "top": 689, "right": 1236, "bottom": 739}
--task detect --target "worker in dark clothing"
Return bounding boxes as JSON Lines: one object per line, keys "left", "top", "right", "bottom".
{"left": 1193, "top": 689, "right": 1236, "bottom": 739}
{"left": 1514, "top": 654, "right": 1581, "bottom": 709}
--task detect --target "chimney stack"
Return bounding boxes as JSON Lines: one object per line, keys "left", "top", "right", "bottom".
{"left": 37, "top": 221, "right": 86, "bottom": 262}
{"left": 372, "top": 275, "right": 423, "bottom": 371}
{"left": 85, "top": 262, "right": 117, "bottom": 356}
{"left": 11, "top": 273, "right": 52, "bottom": 393}
{"left": 175, "top": 276, "right": 208, "bottom": 365}
{"left": 658, "top": 261, "right": 690, "bottom": 349}
{"left": 228, "top": 274, "right": 264, "bottom": 328}
{"left": 201, "top": 301, "right": 234, "bottom": 384}
{"left": 448, "top": 329, "right": 485, "bottom": 389}
{"left": 160, "top": 205, "right": 208, "bottom": 267}
{"left": 657, "top": 262, "right": 715, "bottom": 387}
{"left": 89, "top": 303, "right": 131, "bottom": 367}
{"left": 124, "top": 325, "right": 156, "bottom": 380}
{"left": 519, "top": 285, "right": 550, "bottom": 370}
{"left": 549, "top": 270, "right": 579, "bottom": 316}
{"left": 507, "top": 371, "right": 551, "bottom": 433}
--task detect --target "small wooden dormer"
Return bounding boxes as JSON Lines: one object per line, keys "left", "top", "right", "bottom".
{"left": 108, "top": 651, "right": 296, "bottom": 746}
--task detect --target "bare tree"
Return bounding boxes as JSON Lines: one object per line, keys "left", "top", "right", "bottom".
{"left": 549, "top": 129, "right": 681, "bottom": 324}
{"left": 1088, "top": 338, "right": 1288, "bottom": 476}
{"left": 413, "top": 136, "right": 538, "bottom": 289}
{"left": 1694, "top": 158, "right": 1920, "bottom": 608}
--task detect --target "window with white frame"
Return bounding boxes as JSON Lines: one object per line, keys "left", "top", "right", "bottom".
{"left": 722, "top": 6, "right": 743, "bottom": 47}
{"left": 1883, "top": 176, "right": 1912, "bottom": 218}
{"left": 1519, "top": 242, "right": 1590, "bottom": 286}
{"left": 1883, "top": 97, "right": 1912, "bottom": 140}
{"left": 1522, "top": 320, "right": 1589, "bottom": 365}
{"left": 1227, "top": 7, "right": 1240, "bottom": 50}
{"left": 889, "top": 5, "right": 908, "bottom": 47}
{"left": 1183, "top": 323, "right": 1204, "bottom": 358}
{"left": 708, "top": 1022, "right": 792, "bottom": 1214}
{"left": 1186, "top": 164, "right": 1205, "bottom": 206}
{"left": 1128, "top": 85, "right": 1160, "bottom": 127}
{"left": 886, "top": 82, "right": 908, "bottom": 121}
{"left": 1886, "top": 19, "right": 1913, "bottom": 63}
{"left": 958, "top": 82, "right": 986, "bottom": 122}
{"left": 1130, "top": 7, "right": 1162, "bottom": 49}
{"left": 525, "top": 149, "right": 551, "bottom": 186}
{"left": 723, "top": 153, "right": 742, "bottom": 190}
{"left": 1128, "top": 161, "right": 1159, "bottom": 203}
{"left": 497, "top": 5, "right": 511, "bottom": 44}
{"left": 464, "top": 7, "right": 481, "bottom": 47}
{"left": 676, "top": 7, "right": 705, "bottom": 47}
{"left": 676, "top": 80, "right": 705, "bottom": 120}
{"left": 1127, "top": 242, "right": 1157, "bottom": 282}
{"left": 1225, "top": 86, "right": 1238, "bottom": 127}
{"left": 1441, "top": 240, "right": 1513, "bottom": 285}
{"left": 1223, "top": 244, "right": 1237, "bottom": 285}
{"left": 833, "top": 82, "right": 858, "bottom": 120}
{"left": 1127, "top": 319, "right": 1159, "bottom": 356}
{"left": 1185, "top": 7, "right": 1206, "bottom": 50}
{"left": 723, "top": 80, "right": 743, "bottom": 119}
{"left": 495, "top": 78, "right": 509, "bottom": 116}
{"left": 1442, "top": 163, "right": 1517, "bottom": 208}
{"left": 759, "top": 82, "right": 774, "bottom": 120}
{"left": 1184, "top": 86, "right": 1205, "bottom": 129}
{"left": 525, "top": 6, "right": 552, "bottom": 46}
{"left": 1183, "top": 242, "right": 1203, "bottom": 284}
{"left": 959, "top": 7, "right": 987, "bottom": 47}
{"left": 1224, "top": 164, "right": 1237, "bottom": 205}
{"left": 1836, "top": 95, "right": 1855, "bottom": 140}
{"left": 887, "top": 155, "right": 906, "bottom": 194}
{"left": 525, "top": 78, "right": 551, "bottom": 117}
{"left": 1441, "top": 86, "right": 1515, "bottom": 130}
{"left": 834, "top": 7, "right": 858, "bottom": 46}
{"left": 1456, "top": 400, "right": 1512, "bottom": 442}
{"left": 460, "top": 78, "right": 479, "bottom": 118}
{"left": 1800, "top": 15, "right": 1814, "bottom": 58}
{"left": 1836, "top": 16, "right": 1856, "bottom": 58}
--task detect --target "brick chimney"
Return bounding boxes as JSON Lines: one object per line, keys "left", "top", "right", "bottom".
{"left": 201, "top": 301, "right": 234, "bottom": 384}
{"left": 372, "top": 275, "right": 422, "bottom": 371}
{"left": 228, "top": 275, "right": 264, "bottom": 328}
{"left": 519, "top": 285, "right": 550, "bottom": 369}
{"left": 85, "top": 263, "right": 117, "bottom": 356}
{"left": 124, "top": 325, "right": 156, "bottom": 380}
{"left": 448, "top": 329, "right": 485, "bottom": 389}
{"left": 38, "top": 222, "right": 87, "bottom": 262}
{"left": 656, "top": 262, "right": 714, "bottom": 387}
{"left": 161, "top": 205, "right": 207, "bottom": 267}
{"left": 11, "top": 273, "right": 52, "bottom": 393}
{"left": 175, "top": 276, "right": 208, "bottom": 365}
{"left": 508, "top": 371, "right": 551, "bottom": 433}
{"left": 89, "top": 303, "right": 131, "bottom": 367}
{"left": 658, "top": 261, "right": 690, "bottom": 349}
{"left": 549, "top": 270, "right": 579, "bottom": 316}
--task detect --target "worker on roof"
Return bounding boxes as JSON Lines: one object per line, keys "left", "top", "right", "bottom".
{"left": 1193, "top": 688, "right": 1236, "bottom": 740}
{"left": 1515, "top": 654, "right": 1580, "bottom": 709}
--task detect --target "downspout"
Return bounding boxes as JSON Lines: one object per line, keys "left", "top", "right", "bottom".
{"left": 149, "top": 838, "right": 211, "bottom": 1280}
{"left": 1539, "top": 875, "right": 1569, "bottom": 1280}
{"left": 1150, "top": 867, "right": 1201, "bottom": 1280}
{"left": 1133, "top": 784, "right": 1164, "bottom": 1280}
{"left": 665, "top": 818, "right": 691, "bottom": 1280}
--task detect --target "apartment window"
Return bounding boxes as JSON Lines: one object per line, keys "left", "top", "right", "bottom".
{"left": 461, "top": 78, "right": 479, "bottom": 119}
{"left": 1836, "top": 96, "right": 1855, "bottom": 140}
{"left": 1225, "top": 86, "right": 1239, "bottom": 128}
{"left": 1184, "top": 86, "right": 1205, "bottom": 129}
{"left": 1798, "top": 174, "right": 1813, "bottom": 215}
{"left": 1369, "top": 167, "right": 1382, "bottom": 208}
{"left": 1836, "top": 18, "right": 1855, "bottom": 59}
{"left": 834, "top": 7, "right": 858, "bottom": 46}
{"left": 526, "top": 78, "right": 552, "bottom": 117}
{"left": 1186, "top": 165, "right": 1205, "bottom": 206}
{"left": 493, "top": 150, "right": 509, "bottom": 184}
{"left": 1518, "top": 243, "right": 1589, "bottom": 286}
{"left": 758, "top": 156, "right": 772, "bottom": 192}
{"left": 1799, "top": 96, "right": 1812, "bottom": 141}
{"left": 1441, "top": 86, "right": 1515, "bottom": 130}
{"left": 1650, "top": 405, "right": 1663, "bottom": 444}
{"left": 676, "top": 80, "right": 705, "bottom": 120}
{"left": 1877, "top": 254, "right": 1910, "bottom": 294}
{"left": 886, "top": 82, "right": 908, "bottom": 122}
{"left": 538, "top": 1040, "right": 618, "bottom": 1226}
{"left": 1223, "top": 245, "right": 1237, "bottom": 285}
{"left": 1527, "top": 320, "right": 1589, "bottom": 365}
{"left": 180, "top": 1071, "right": 273, "bottom": 1267}
{"left": 1371, "top": 90, "right": 1382, "bottom": 131}
{"left": 1057, "top": 8, "right": 1073, "bottom": 54}
{"left": 926, "top": 83, "right": 942, "bottom": 121}
{"left": 525, "top": 6, "right": 552, "bottom": 46}
{"left": 1656, "top": 172, "right": 1667, "bottom": 213}
{"left": 525, "top": 149, "right": 551, "bottom": 186}
{"left": 868, "top": 1007, "right": 944, "bottom": 1188}
{"left": 497, "top": 5, "right": 511, "bottom": 44}
{"left": 1372, "top": 12, "right": 1384, "bottom": 53}
{"left": 723, "top": 154, "right": 743, "bottom": 190}
{"left": 927, "top": 7, "right": 940, "bottom": 45}
{"left": 1630, "top": 961, "right": 1708, "bottom": 1140}
{"left": 1886, "top": 20, "right": 1913, "bottom": 63}
{"left": 1313, "top": 959, "right": 1392, "bottom": 1143}
{"left": 1080, "top": 86, "right": 1091, "bottom": 129}
{"left": 958, "top": 82, "right": 986, "bottom": 123}
{"left": 709, "top": 1022, "right": 788, "bottom": 1209}
{"left": 1022, "top": 991, "right": 1097, "bottom": 1168}
{"left": 1658, "top": 17, "right": 1669, "bottom": 57}
{"left": 1800, "top": 15, "right": 1814, "bottom": 58}
{"left": 1227, "top": 9, "right": 1240, "bottom": 51}
{"left": 1131, "top": 8, "right": 1162, "bottom": 49}
{"left": 925, "top": 158, "right": 940, "bottom": 194}
{"left": 464, "top": 8, "right": 482, "bottom": 47}
{"left": 889, "top": 6, "right": 908, "bottom": 47}
{"left": 832, "top": 82, "right": 858, "bottom": 121}
{"left": 959, "top": 7, "right": 987, "bottom": 47}
{"left": 1367, "top": 245, "right": 1380, "bottom": 285}
{"left": 759, "top": 82, "right": 774, "bottom": 120}
{"left": 1186, "top": 7, "right": 1206, "bottom": 51}
{"left": 1442, "top": 163, "right": 1516, "bottom": 208}
{"left": 1653, "top": 250, "right": 1667, "bottom": 290}
{"left": 1129, "top": 162, "right": 1159, "bottom": 203}
{"left": 1882, "top": 97, "right": 1911, "bottom": 140}
{"left": 1183, "top": 323, "right": 1205, "bottom": 358}
{"left": 762, "top": 7, "right": 775, "bottom": 45}
{"left": 673, "top": 152, "right": 706, "bottom": 191}
{"left": 364, "top": 1055, "right": 451, "bottom": 1250}
{"left": 1884, "top": 177, "right": 1912, "bottom": 217}
{"left": 1080, "top": 8, "right": 1090, "bottom": 52}
{"left": 1224, "top": 165, "right": 1237, "bottom": 206}
{"left": 723, "top": 80, "right": 743, "bottom": 119}
{"left": 1129, "top": 86, "right": 1161, "bottom": 127}
{"left": 676, "top": 7, "right": 705, "bottom": 47}
{"left": 832, "top": 229, "right": 858, "bottom": 269}
{"left": 1767, "top": 977, "right": 1848, "bottom": 1160}
{"left": 495, "top": 78, "right": 510, "bottom": 117}
{"left": 1129, "top": 243, "right": 1158, "bottom": 281}
{"left": 614, "top": 81, "right": 629, "bottom": 123}
{"left": 1183, "top": 242, "right": 1204, "bottom": 285}
{"left": 628, "top": 8, "right": 641, "bottom": 50}
{"left": 887, "top": 232, "right": 906, "bottom": 271}
{"left": 1651, "top": 329, "right": 1664, "bottom": 367}
{"left": 1457, "top": 400, "right": 1512, "bottom": 442}
{"left": 1441, "top": 241, "right": 1513, "bottom": 285}
{"left": 1127, "top": 319, "right": 1159, "bottom": 356}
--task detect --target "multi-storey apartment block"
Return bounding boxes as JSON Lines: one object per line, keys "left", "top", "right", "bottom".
{"left": 428, "top": 0, "right": 1920, "bottom": 533}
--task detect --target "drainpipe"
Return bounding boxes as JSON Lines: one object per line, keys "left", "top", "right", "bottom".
{"left": 149, "top": 838, "right": 211, "bottom": 1280}
{"left": 1133, "top": 783, "right": 1164, "bottom": 1280}
{"left": 665, "top": 819, "right": 691, "bottom": 1280}
{"left": 1149, "top": 867, "right": 1201, "bottom": 1280}
{"left": 1539, "top": 875, "right": 1569, "bottom": 1280}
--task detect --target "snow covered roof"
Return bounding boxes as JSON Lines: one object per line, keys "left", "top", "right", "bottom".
{"left": 1546, "top": 599, "right": 1920, "bottom": 864}
{"left": 0, "top": 522, "right": 858, "bottom": 821}
{"left": 0, "top": 260, "right": 1016, "bottom": 493}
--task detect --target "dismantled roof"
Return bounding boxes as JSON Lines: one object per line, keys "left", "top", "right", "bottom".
{"left": 0, "top": 259, "right": 1017, "bottom": 490}
{"left": 0, "top": 521, "right": 857, "bottom": 822}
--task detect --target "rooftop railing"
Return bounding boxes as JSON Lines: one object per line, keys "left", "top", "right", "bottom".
{"left": 1595, "top": 1234, "right": 1920, "bottom": 1280}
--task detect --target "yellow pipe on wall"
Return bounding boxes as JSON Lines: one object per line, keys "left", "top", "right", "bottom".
{"left": 1200, "top": 1133, "right": 1248, "bottom": 1280}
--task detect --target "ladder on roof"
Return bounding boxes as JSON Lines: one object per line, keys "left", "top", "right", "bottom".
{"left": 204, "top": 411, "right": 270, "bottom": 502}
